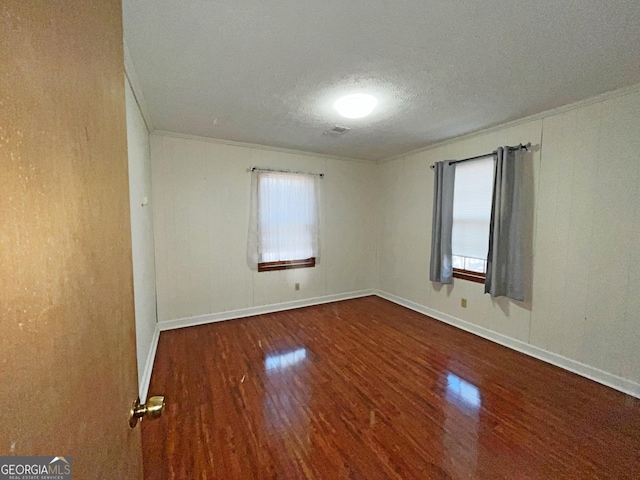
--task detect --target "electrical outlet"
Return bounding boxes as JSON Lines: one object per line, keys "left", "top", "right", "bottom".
{"left": 461, "top": 298, "right": 467, "bottom": 308}
{"left": 295, "top": 283, "right": 300, "bottom": 291}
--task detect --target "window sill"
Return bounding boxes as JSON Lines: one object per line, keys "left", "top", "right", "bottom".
{"left": 258, "top": 258, "right": 316, "bottom": 272}
{"left": 453, "top": 268, "right": 485, "bottom": 284}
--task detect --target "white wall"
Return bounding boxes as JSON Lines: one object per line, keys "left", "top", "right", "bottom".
{"left": 150, "top": 134, "right": 376, "bottom": 324}
{"left": 125, "top": 78, "right": 158, "bottom": 399}
{"left": 377, "top": 87, "right": 640, "bottom": 390}
{"left": 147, "top": 85, "right": 640, "bottom": 395}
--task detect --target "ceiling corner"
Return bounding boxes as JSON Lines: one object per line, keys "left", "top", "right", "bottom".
{"left": 123, "top": 40, "right": 154, "bottom": 133}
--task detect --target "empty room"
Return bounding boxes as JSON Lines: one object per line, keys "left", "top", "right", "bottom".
{"left": 2, "top": 1, "right": 640, "bottom": 479}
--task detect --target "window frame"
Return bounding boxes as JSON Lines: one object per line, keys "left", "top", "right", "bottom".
{"left": 453, "top": 267, "right": 485, "bottom": 284}
{"left": 453, "top": 270, "right": 485, "bottom": 283}
{"left": 258, "top": 257, "right": 316, "bottom": 272}
{"left": 453, "top": 254, "right": 487, "bottom": 283}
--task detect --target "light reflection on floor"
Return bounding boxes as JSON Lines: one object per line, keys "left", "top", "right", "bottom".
{"left": 264, "top": 347, "right": 307, "bottom": 372}
{"left": 444, "top": 372, "right": 481, "bottom": 476}
{"left": 263, "top": 346, "right": 311, "bottom": 448}
{"left": 446, "top": 372, "right": 481, "bottom": 410}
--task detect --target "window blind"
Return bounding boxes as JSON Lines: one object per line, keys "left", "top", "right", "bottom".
{"left": 258, "top": 172, "right": 318, "bottom": 263}
{"left": 452, "top": 156, "right": 494, "bottom": 260}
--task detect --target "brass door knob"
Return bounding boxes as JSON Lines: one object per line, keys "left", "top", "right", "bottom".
{"left": 129, "top": 396, "right": 165, "bottom": 428}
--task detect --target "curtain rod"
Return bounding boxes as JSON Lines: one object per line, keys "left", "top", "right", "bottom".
{"left": 429, "top": 143, "right": 531, "bottom": 170}
{"left": 249, "top": 166, "right": 324, "bottom": 178}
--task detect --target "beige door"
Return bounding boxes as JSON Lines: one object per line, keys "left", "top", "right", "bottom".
{"left": 0, "top": 1, "right": 143, "bottom": 478}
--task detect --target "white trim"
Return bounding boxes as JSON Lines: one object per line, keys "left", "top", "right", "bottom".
{"left": 378, "top": 82, "right": 640, "bottom": 164}
{"left": 151, "top": 130, "right": 371, "bottom": 165}
{"left": 139, "top": 291, "right": 640, "bottom": 402}
{"left": 158, "top": 290, "right": 375, "bottom": 331}
{"left": 139, "top": 323, "right": 160, "bottom": 403}
{"left": 123, "top": 41, "right": 154, "bottom": 132}
{"left": 374, "top": 290, "right": 640, "bottom": 399}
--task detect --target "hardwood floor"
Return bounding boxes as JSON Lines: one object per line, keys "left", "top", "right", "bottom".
{"left": 142, "top": 296, "right": 640, "bottom": 479}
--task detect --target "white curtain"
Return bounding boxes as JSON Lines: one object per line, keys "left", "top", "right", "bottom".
{"left": 247, "top": 170, "right": 320, "bottom": 269}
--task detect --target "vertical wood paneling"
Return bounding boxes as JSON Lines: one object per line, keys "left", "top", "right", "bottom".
{"left": 376, "top": 158, "right": 405, "bottom": 296}
{"left": 150, "top": 136, "right": 376, "bottom": 322}
{"left": 530, "top": 104, "right": 601, "bottom": 358}
{"left": 205, "top": 142, "right": 235, "bottom": 313}
{"left": 185, "top": 139, "right": 211, "bottom": 315}
{"left": 378, "top": 88, "right": 640, "bottom": 389}
{"left": 165, "top": 136, "right": 182, "bottom": 320}
{"left": 325, "top": 159, "right": 376, "bottom": 295}
{"left": 623, "top": 97, "right": 640, "bottom": 381}
{"left": 125, "top": 78, "right": 158, "bottom": 389}
{"left": 583, "top": 93, "right": 640, "bottom": 378}
{"left": 151, "top": 135, "right": 179, "bottom": 322}
{"left": 172, "top": 138, "right": 195, "bottom": 318}
{"left": 553, "top": 106, "right": 599, "bottom": 359}
{"left": 205, "top": 143, "right": 253, "bottom": 313}
{"left": 560, "top": 107, "right": 600, "bottom": 361}
{"left": 529, "top": 113, "right": 567, "bottom": 351}
{"left": 398, "top": 154, "right": 432, "bottom": 305}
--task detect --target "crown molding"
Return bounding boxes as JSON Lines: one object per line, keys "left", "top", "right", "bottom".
{"left": 378, "top": 82, "right": 640, "bottom": 164}
{"left": 151, "top": 130, "right": 373, "bottom": 164}
{"left": 123, "top": 41, "right": 154, "bottom": 132}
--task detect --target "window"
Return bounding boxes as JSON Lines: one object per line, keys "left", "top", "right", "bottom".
{"left": 452, "top": 156, "right": 494, "bottom": 283}
{"left": 256, "top": 171, "right": 319, "bottom": 272}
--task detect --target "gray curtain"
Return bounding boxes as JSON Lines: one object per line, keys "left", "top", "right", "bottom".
{"left": 430, "top": 161, "right": 455, "bottom": 284}
{"left": 485, "top": 147, "right": 525, "bottom": 300}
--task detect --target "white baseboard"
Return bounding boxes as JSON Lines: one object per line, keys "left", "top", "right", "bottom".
{"left": 158, "top": 289, "right": 376, "bottom": 332}
{"left": 145, "top": 288, "right": 640, "bottom": 400}
{"left": 139, "top": 323, "right": 160, "bottom": 403}
{"left": 375, "top": 290, "right": 640, "bottom": 399}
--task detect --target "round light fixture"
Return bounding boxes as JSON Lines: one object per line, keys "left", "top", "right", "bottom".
{"left": 333, "top": 94, "right": 377, "bottom": 119}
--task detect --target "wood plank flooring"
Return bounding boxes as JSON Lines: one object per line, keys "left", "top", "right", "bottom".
{"left": 142, "top": 296, "right": 640, "bottom": 479}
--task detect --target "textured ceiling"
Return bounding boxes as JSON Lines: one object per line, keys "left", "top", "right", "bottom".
{"left": 123, "top": 0, "right": 640, "bottom": 161}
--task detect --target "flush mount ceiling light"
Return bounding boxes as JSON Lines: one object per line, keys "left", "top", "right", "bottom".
{"left": 333, "top": 94, "right": 377, "bottom": 119}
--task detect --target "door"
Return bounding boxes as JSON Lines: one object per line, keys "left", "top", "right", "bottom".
{"left": 0, "top": 1, "right": 143, "bottom": 478}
